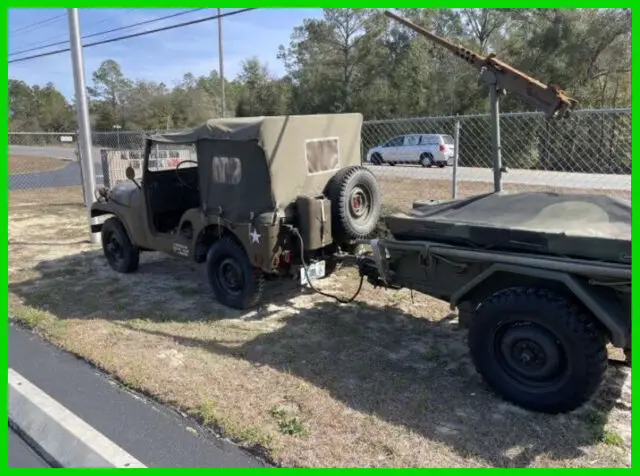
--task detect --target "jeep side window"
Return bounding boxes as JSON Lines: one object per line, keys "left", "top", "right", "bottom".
{"left": 305, "top": 137, "right": 340, "bottom": 174}
{"left": 147, "top": 144, "right": 197, "bottom": 172}
{"left": 212, "top": 156, "right": 242, "bottom": 185}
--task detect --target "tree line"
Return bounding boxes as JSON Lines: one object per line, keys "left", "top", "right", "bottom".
{"left": 8, "top": 9, "right": 631, "bottom": 175}
{"left": 9, "top": 8, "right": 631, "bottom": 133}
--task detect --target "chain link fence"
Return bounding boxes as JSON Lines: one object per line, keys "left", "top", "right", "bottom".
{"left": 8, "top": 132, "right": 81, "bottom": 193}
{"left": 8, "top": 108, "right": 632, "bottom": 203}
{"left": 362, "top": 108, "right": 631, "bottom": 196}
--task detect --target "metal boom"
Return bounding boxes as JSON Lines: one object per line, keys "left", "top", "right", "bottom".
{"left": 384, "top": 10, "right": 578, "bottom": 191}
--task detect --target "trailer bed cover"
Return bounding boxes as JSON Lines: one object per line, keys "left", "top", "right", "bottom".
{"left": 385, "top": 191, "right": 631, "bottom": 265}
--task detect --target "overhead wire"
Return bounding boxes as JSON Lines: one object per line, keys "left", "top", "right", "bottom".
{"left": 9, "top": 8, "right": 138, "bottom": 53}
{"left": 9, "top": 8, "right": 206, "bottom": 58}
{"left": 9, "top": 8, "right": 256, "bottom": 65}
{"left": 9, "top": 12, "right": 66, "bottom": 36}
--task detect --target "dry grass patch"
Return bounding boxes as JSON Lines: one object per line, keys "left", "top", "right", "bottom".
{"left": 10, "top": 186, "right": 84, "bottom": 209}
{"left": 9, "top": 155, "right": 68, "bottom": 174}
{"left": 8, "top": 179, "right": 631, "bottom": 468}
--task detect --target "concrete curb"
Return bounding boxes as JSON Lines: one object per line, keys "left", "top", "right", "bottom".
{"left": 9, "top": 368, "right": 146, "bottom": 468}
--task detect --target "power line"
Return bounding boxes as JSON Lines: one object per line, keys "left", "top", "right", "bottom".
{"left": 9, "top": 12, "right": 66, "bottom": 36}
{"left": 10, "top": 8, "right": 137, "bottom": 52}
{"left": 9, "top": 8, "right": 206, "bottom": 58}
{"left": 9, "top": 8, "right": 256, "bottom": 65}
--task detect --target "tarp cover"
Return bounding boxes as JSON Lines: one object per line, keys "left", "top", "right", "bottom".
{"left": 148, "top": 117, "right": 266, "bottom": 143}
{"left": 386, "top": 191, "right": 631, "bottom": 264}
{"left": 147, "top": 114, "right": 363, "bottom": 221}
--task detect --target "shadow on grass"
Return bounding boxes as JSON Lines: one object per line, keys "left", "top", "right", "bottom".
{"left": 9, "top": 248, "right": 629, "bottom": 468}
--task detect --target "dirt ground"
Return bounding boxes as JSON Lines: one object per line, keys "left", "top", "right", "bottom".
{"left": 9, "top": 155, "right": 69, "bottom": 174}
{"left": 8, "top": 179, "right": 631, "bottom": 468}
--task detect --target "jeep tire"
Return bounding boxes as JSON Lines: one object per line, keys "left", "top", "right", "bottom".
{"left": 326, "top": 166, "right": 382, "bottom": 242}
{"left": 206, "top": 237, "right": 264, "bottom": 309}
{"left": 101, "top": 216, "right": 140, "bottom": 273}
{"left": 468, "top": 286, "right": 607, "bottom": 414}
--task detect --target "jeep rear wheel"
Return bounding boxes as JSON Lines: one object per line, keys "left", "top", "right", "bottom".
{"left": 206, "top": 237, "right": 264, "bottom": 309}
{"left": 326, "top": 166, "right": 382, "bottom": 242}
{"left": 468, "top": 286, "right": 607, "bottom": 414}
{"left": 101, "top": 217, "right": 139, "bottom": 273}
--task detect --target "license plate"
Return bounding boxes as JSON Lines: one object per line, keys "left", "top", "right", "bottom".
{"left": 300, "top": 260, "right": 326, "bottom": 286}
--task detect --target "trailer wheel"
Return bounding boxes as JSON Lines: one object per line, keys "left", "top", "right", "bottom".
{"left": 206, "top": 237, "right": 264, "bottom": 309}
{"left": 326, "top": 166, "right": 382, "bottom": 242}
{"left": 101, "top": 217, "right": 139, "bottom": 273}
{"left": 468, "top": 286, "right": 607, "bottom": 414}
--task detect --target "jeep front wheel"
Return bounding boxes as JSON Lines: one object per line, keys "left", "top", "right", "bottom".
{"left": 206, "top": 237, "right": 264, "bottom": 309}
{"left": 468, "top": 286, "right": 607, "bottom": 414}
{"left": 101, "top": 217, "right": 139, "bottom": 273}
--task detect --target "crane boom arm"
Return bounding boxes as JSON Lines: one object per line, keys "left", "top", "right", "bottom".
{"left": 384, "top": 10, "right": 577, "bottom": 118}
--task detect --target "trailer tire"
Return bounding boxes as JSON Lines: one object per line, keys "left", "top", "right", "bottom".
{"left": 101, "top": 216, "right": 139, "bottom": 273}
{"left": 468, "top": 286, "right": 607, "bottom": 414}
{"left": 206, "top": 236, "right": 264, "bottom": 310}
{"left": 326, "top": 166, "right": 382, "bottom": 242}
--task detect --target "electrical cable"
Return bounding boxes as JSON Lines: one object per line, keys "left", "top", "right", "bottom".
{"left": 293, "top": 228, "right": 364, "bottom": 304}
{"left": 9, "top": 12, "right": 66, "bottom": 36}
{"left": 10, "top": 8, "right": 137, "bottom": 53}
{"left": 9, "top": 8, "right": 206, "bottom": 58}
{"left": 9, "top": 8, "right": 257, "bottom": 65}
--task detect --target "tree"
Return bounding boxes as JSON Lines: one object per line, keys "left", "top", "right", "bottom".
{"left": 8, "top": 8, "right": 631, "bottom": 134}
{"left": 88, "top": 59, "right": 132, "bottom": 128}
{"left": 234, "top": 58, "right": 290, "bottom": 117}
{"left": 8, "top": 79, "right": 74, "bottom": 131}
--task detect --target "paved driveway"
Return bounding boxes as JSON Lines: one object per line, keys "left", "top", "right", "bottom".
{"left": 9, "top": 145, "right": 631, "bottom": 192}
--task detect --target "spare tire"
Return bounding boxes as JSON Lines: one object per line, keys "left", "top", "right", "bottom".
{"left": 325, "top": 166, "right": 382, "bottom": 242}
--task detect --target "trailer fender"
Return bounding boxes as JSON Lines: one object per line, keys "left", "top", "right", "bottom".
{"left": 450, "top": 263, "right": 629, "bottom": 348}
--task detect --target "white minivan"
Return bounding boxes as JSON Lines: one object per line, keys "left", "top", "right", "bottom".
{"left": 366, "top": 133, "right": 455, "bottom": 167}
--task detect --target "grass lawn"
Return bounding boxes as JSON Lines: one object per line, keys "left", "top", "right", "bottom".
{"left": 9, "top": 155, "right": 69, "bottom": 174}
{"left": 8, "top": 178, "right": 631, "bottom": 468}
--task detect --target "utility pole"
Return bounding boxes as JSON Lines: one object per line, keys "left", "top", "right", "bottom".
{"left": 68, "top": 8, "right": 99, "bottom": 244}
{"left": 217, "top": 8, "right": 226, "bottom": 118}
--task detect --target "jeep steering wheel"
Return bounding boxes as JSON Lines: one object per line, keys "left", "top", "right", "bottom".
{"left": 175, "top": 160, "right": 198, "bottom": 188}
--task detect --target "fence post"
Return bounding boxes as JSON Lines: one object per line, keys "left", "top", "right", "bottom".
{"left": 452, "top": 116, "right": 460, "bottom": 199}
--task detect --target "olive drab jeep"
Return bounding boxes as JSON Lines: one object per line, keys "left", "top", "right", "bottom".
{"left": 90, "top": 113, "right": 382, "bottom": 309}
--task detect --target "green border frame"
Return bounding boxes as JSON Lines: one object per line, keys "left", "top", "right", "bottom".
{"left": 4, "top": 3, "right": 636, "bottom": 471}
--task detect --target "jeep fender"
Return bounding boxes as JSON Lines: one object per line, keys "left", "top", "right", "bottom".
{"left": 90, "top": 203, "right": 134, "bottom": 240}
{"left": 450, "top": 263, "right": 629, "bottom": 348}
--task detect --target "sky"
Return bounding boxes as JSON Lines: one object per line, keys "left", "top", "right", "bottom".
{"left": 8, "top": 8, "right": 324, "bottom": 100}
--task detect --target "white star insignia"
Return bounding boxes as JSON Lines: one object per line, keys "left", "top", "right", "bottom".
{"left": 249, "top": 228, "right": 261, "bottom": 244}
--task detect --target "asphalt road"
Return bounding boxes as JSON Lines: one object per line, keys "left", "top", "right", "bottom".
{"left": 9, "top": 144, "right": 631, "bottom": 191}
{"left": 8, "top": 323, "right": 267, "bottom": 468}
{"left": 9, "top": 162, "right": 90, "bottom": 190}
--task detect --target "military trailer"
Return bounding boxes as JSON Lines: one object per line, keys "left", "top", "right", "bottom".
{"left": 357, "top": 192, "right": 631, "bottom": 414}
{"left": 352, "top": 11, "right": 632, "bottom": 414}
{"left": 91, "top": 113, "right": 382, "bottom": 309}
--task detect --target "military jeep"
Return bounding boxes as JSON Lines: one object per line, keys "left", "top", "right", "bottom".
{"left": 91, "top": 113, "right": 382, "bottom": 309}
